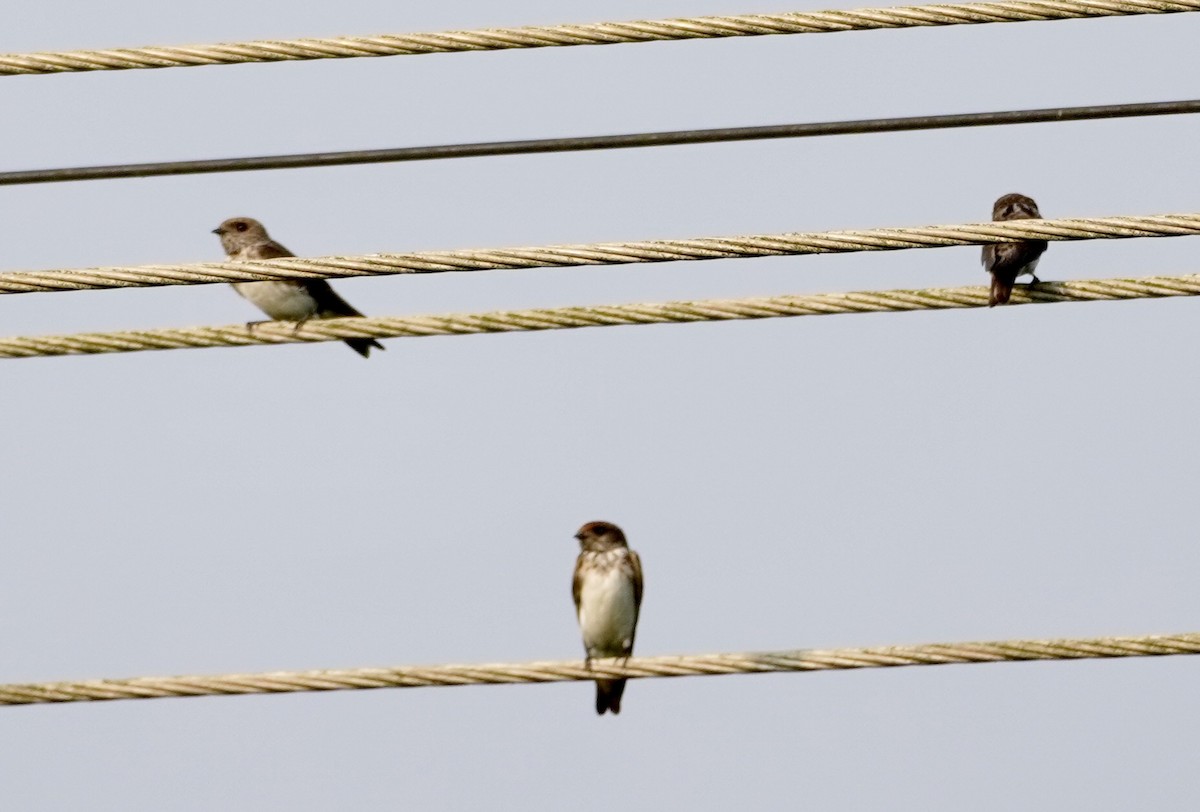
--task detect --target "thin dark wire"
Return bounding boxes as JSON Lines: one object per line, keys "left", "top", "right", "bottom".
{"left": 2, "top": 99, "right": 1197, "bottom": 186}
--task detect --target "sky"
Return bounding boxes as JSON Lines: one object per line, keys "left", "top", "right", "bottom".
{"left": 3, "top": 1, "right": 1200, "bottom": 809}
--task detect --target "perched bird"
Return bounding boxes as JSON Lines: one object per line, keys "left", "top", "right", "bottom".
{"left": 982, "top": 193, "right": 1048, "bottom": 307}
{"left": 572, "top": 520, "right": 643, "bottom": 716}
{"left": 212, "top": 217, "right": 384, "bottom": 358}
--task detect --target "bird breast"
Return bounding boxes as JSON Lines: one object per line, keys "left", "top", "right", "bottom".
{"left": 577, "top": 554, "right": 638, "bottom": 657}
{"left": 233, "top": 281, "right": 319, "bottom": 321}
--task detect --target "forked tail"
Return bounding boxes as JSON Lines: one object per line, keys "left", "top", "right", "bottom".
{"left": 594, "top": 678, "right": 626, "bottom": 715}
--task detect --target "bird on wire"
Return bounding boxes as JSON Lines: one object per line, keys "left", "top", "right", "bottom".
{"left": 572, "top": 521, "right": 644, "bottom": 716}
{"left": 212, "top": 217, "right": 384, "bottom": 358}
{"left": 983, "top": 193, "right": 1048, "bottom": 307}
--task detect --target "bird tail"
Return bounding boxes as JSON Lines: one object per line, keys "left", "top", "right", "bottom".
{"left": 989, "top": 274, "right": 1013, "bottom": 307}
{"left": 594, "top": 679, "right": 626, "bottom": 715}
{"left": 345, "top": 338, "right": 385, "bottom": 358}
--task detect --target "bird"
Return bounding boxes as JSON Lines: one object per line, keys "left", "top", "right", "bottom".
{"left": 212, "top": 217, "right": 384, "bottom": 358}
{"left": 982, "top": 193, "right": 1048, "bottom": 307}
{"left": 572, "top": 520, "right": 643, "bottom": 716}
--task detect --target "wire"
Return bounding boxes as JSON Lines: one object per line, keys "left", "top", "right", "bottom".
{"left": 4, "top": 100, "right": 1198, "bottom": 186}
{"left": 2, "top": 630, "right": 1194, "bottom": 706}
{"left": 1, "top": 272, "right": 1196, "bottom": 359}
{"left": 2, "top": 213, "right": 1198, "bottom": 296}
{"left": 2, "top": 0, "right": 1196, "bottom": 76}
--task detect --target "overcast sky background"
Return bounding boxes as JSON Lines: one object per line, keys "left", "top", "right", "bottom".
{"left": 2, "top": 1, "right": 1199, "bottom": 809}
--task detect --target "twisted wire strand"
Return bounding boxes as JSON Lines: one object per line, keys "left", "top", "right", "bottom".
{"left": 3, "top": 214, "right": 1199, "bottom": 296}
{"left": 4, "top": 631, "right": 1197, "bottom": 706}
{"left": 2, "top": 0, "right": 1196, "bottom": 76}
{"left": 2, "top": 272, "right": 1197, "bottom": 359}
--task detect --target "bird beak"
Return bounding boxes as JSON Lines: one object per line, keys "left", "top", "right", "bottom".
{"left": 211, "top": 228, "right": 222, "bottom": 235}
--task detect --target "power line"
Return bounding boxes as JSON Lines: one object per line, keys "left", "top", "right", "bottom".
{"left": 1, "top": 213, "right": 1198, "bottom": 295}
{"left": 2, "top": 630, "right": 1195, "bottom": 706}
{"left": 2, "top": 0, "right": 1196, "bottom": 76}
{"left": 4, "top": 99, "right": 1198, "bottom": 186}
{"left": 2, "top": 272, "right": 1197, "bottom": 359}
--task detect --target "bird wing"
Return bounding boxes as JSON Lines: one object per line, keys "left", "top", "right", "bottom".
{"left": 572, "top": 555, "right": 585, "bottom": 617}
{"left": 627, "top": 550, "right": 644, "bottom": 610}
{"left": 307, "top": 280, "right": 366, "bottom": 319}
{"left": 243, "top": 241, "right": 364, "bottom": 317}
{"left": 625, "top": 550, "right": 644, "bottom": 652}
{"left": 242, "top": 240, "right": 296, "bottom": 260}
{"left": 983, "top": 240, "right": 1047, "bottom": 276}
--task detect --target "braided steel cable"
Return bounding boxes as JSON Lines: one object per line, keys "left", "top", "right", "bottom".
{"left": 0, "top": 273, "right": 1197, "bottom": 359}
{"left": 1, "top": 214, "right": 1198, "bottom": 296}
{"left": 3, "top": 631, "right": 1196, "bottom": 706}
{"left": 2, "top": 0, "right": 1197, "bottom": 76}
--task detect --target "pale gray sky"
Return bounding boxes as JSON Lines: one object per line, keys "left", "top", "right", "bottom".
{"left": 3, "top": 1, "right": 1200, "bottom": 809}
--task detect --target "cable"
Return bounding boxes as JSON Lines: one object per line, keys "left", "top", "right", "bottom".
{"left": 2, "top": 214, "right": 1198, "bottom": 296}
{"left": 2, "top": 0, "right": 1195, "bottom": 76}
{"left": 4, "top": 100, "right": 1198, "bottom": 186}
{"left": 1, "top": 272, "right": 1196, "bottom": 359}
{"left": 2, "top": 630, "right": 1195, "bottom": 706}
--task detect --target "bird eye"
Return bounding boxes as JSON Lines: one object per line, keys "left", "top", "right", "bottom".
{"left": 234, "top": 221, "right": 248, "bottom": 232}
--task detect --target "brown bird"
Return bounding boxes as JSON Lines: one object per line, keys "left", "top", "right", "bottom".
{"left": 212, "top": 217, "right": 384, "bottom": 358}
{"left": 572, "top": 521, "right": 644, "bottom": 716}
{"left": 983, "top": 193, "right": 1047, "bottom": 307}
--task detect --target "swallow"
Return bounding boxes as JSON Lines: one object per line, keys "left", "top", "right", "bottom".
{"left": 572, "top": 520, "right": 643, "bottom": 715}
{"left": 212, "top": 217, "right": 384, "bottom": 357}
{"left": 983, "top": 193, "right": 1048, "bottom": 307}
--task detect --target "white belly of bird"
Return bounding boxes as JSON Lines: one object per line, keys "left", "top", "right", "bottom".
{"left": 578, "top": 566, "right": 637, "bottom": 657}
{"left": 233, "top": 281, "right": 319, "bottom": 321}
